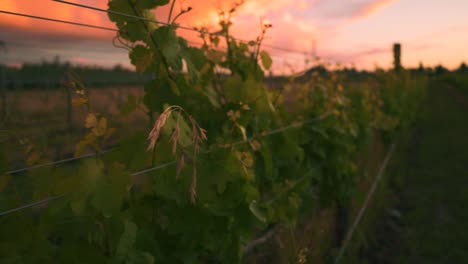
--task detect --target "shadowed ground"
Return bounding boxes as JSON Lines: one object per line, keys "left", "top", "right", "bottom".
{"left": 368, "top": 79, "right": 468, "bottom": 263}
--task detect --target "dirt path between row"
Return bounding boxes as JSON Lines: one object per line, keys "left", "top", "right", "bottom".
{"left": 364, "top": 82, "right": 468, "bottom": 263}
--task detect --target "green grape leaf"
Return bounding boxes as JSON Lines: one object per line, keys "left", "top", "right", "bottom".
{"left": 107, "top": 132, "right": 148, "bottom": 171}
{"left": 260, "top": 50, "right": 272, "bottom": 70}
{"left": 183, "top": 47, "right": 206, "bottom": 70}
{"left": 162, "top": 112, "right": 192, "bottom": 147}
{"left": 130, "top": 45, "right": 153, "bottom": 73}
{"left": 223, "top": 75, "right": 243, "bottom": 102}
{"left": 182, "top": 47, "right": 207, "bottom": 82}
{"left": 143, "top": 80, "right": 159, "bottom": 112}
{"left": 91, "top": 163, "right": 131, "bottom": 217}
{"left": 202, "top": 85, "right": 221, "bottom": 108}
{"left": 249, "top": 200, "right": 267, "bottom": 223}
{"left": 206, "top": 49, "right": 225, "bottom": 64}
{"left": 152, "top": 27, "right": 181, "bottom": 69}
{"left": 260, "top": 139, "right": 273, "bottom": 178}
{"left": 308, "top": 126, "right": 329, "bottom": 139}
{"left": 167, "top": 77, "right": 180, "bottom": 96}
{"left": 185, "top": 59, "right": 200, "bottom": 83}
{"left": 0, "top": 174, "right": 10, "bottom": 192}
{"left": 70, "top": 196, "right": 87, "bottom": 216}
{"left": 116, "top": 220, "right": 138, "bottom": 260}
{"left": 244, "top": 183, "right": 260, "bottom": 202}
{"left": 136, "top": 0, "right": 170, "bottom": 9}
{"left": 108, "top": 1, "right": 156, "bottom": 42}
{"left": 108, "top": 0, "right": 133, "bottom": 23}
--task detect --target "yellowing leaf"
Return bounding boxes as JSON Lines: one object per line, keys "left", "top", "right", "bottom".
{"left": 242, "top": 152, "right": 254, "bottom": 168}
{"left": 237, "top": 151, "right": 254, "bottom": 168}
{"left": 85, "top": 113, "right": 97, "bottom": 128}
{"left": 249, "top": 139, "right": 261, "bottom": 151}
{"left": 72, "top": 97, "right": 88, "bottom": 107}
{"left": 237, "top": 124, "right": 247, "bottom": 142}
{"left": 227, "top": 110, "right": 241, "bottom": 122}
{"left": 26, "top": 151, "right": 41, "bottom": 166}
{"left": 75, "top": 132, "right": 97, "bottom": 157}
{"left": 92, "top": 117, "right": 108, "bottom": 136}
{"left": 130, "top": 45, "right": 153, "bottom": 73}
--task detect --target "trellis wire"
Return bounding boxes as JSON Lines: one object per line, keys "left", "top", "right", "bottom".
{"left": 0, "top": 114, "right": 328, "bottom": 217}
{"left": 0, "top": 9, "right": 304, "bottom": 55}
{"left": 6, "top": 148, "right": 115, "bottom": 175}
{"left": 334, "top": 143, "right": 396, "bottom": 264}
{"left": 49, "top": 1, "right": 310, "bottom": 55}
{"left": 0, "top": 10, "right": 119, "bottom": 32}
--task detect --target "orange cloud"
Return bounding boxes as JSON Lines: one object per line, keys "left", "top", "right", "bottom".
{"left": 0, "top": 0, "right": 114, "bottom": 39}
{"left": 0, "top": 0, "right": 402, "bottom": 70}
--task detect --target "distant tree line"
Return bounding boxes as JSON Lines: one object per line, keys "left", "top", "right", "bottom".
{"left": 1, "top": 55, "right": 467, "bottom": 90}
{"left": 0, "top": 56, "right": 151, "bottom": 90}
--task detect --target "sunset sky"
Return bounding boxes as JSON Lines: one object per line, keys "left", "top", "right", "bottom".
{"left": 0, "top": 0, "right": 467, "bottom": 73}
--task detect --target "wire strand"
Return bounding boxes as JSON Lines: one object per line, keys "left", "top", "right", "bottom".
{"left": 0, "top": 10, "right": 119, "bottom": 32}
{"left": 0, "top": 193, "right": 71, "bottom": 217}
{"left": 0, "top": 7, "right": 310, "bottom": 56}
{"left": 50, "top": 0, "right": 309, "bottom": 55}
{"left": 0, "top": 115, "right": 328, "bottom": 217}
{"left": 334, "top": 143, "right": 396, "bottom": 264}
{"left": 52, "top": 0, "right": 196, "bottom": 32}
{"left": 6, "top": 148, "right": 115, "bottom": 175}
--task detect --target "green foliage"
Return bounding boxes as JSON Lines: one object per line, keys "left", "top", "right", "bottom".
{"left": 0, "top": 1, "right": 427, "bottom": 263}
{"left": 260, "top": 50, "right": 273, "bottom": 70}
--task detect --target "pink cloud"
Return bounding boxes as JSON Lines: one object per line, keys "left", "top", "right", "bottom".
{"left": 0, "top": 0, "right": 401, "bottom": 70}
{"left": 352, "top": 0, "right": 398, "bottom": 19}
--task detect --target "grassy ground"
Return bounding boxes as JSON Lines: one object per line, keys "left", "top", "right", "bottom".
{"left": 0, "top": 86, "right": 147, "bottom": 167}
{"left": 361, "top": 78, "right": 468, "bottom": 263}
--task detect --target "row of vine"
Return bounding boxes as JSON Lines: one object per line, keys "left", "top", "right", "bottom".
{"left": 0, "top": 0, "right": 427, "bottom": 263}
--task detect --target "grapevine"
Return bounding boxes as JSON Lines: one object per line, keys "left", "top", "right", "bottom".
{"left": 0, "top": 1, "right": 427, "bottom": 263}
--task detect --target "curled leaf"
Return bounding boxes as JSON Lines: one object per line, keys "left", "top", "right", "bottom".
{"left": 176, "top": 154, "right": 185, "bottom": 179}
{"left": 170, "top": 119, "right": 180, "bottom": 154}
{"left": 249, "top": 200, "right": 267, "bottom": 223}
{"left": 237, "top": 124, "right": 247, "bottom": 142}
{"left": 147, "top": 110, "right": 172, "bottom": 151}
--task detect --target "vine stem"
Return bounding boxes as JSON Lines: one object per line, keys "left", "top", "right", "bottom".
{"left": 167, "top": 0, "right": 176, "bottom": 23}
{"left": 243, "top": 224, "right": 278, "bottom": 255}
{"left": 126, "top": 0, "right": 173, "bottom": 81}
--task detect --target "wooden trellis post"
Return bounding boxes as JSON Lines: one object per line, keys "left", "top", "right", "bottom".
{"left": 393, "top": 43, "right": 402, "bottom": 71}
